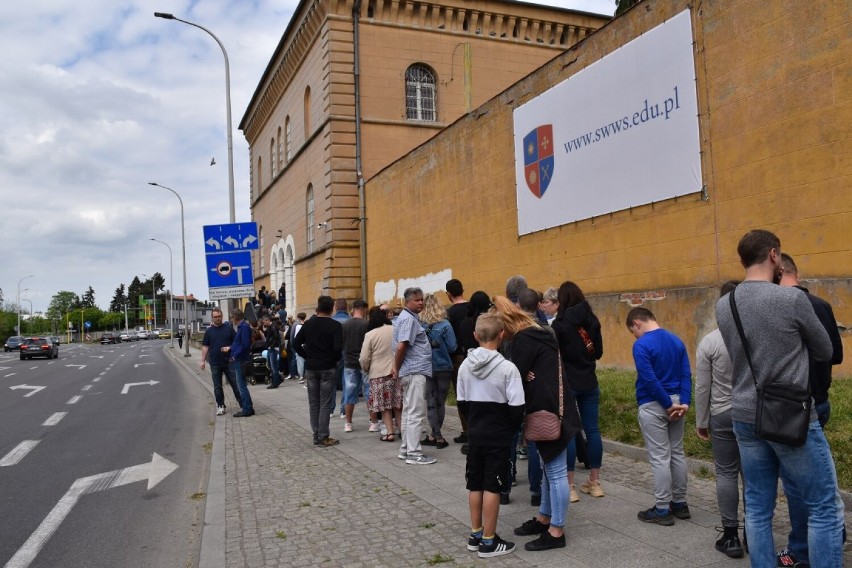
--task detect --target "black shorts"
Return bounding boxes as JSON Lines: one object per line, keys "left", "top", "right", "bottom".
{"left": 465, "top": 445, "right": 511, "bottom": 494}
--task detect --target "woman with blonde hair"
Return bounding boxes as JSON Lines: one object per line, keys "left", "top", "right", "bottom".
{"left": 419, "top": 293, "right": 457, "bottom": 448}
{"left": 491, "top": 296, "right": 581, "bottom": 552}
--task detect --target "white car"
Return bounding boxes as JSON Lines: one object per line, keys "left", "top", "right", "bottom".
{"left": 119, "top": 332, "right": 132, "bottom": 342}
{"left": 135, "top": 331, "right": 149, "bottom": 340}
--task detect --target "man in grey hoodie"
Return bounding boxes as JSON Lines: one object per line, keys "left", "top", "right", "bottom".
{"left": 715, "top": 229, "right": 841, "bottom": 567}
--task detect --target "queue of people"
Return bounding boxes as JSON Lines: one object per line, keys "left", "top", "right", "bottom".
{"left": 197, "top": 227, "right": 844, "bottom": 565}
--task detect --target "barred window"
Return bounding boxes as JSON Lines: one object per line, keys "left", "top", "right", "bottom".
{"left": 306, "top": 184, "right": 315, "bottom": 254}
{"left": 285, "top": 116, "right": 292, "bottom": 162}
{"left": 405, "top": 64, "right": 437, "bottom": 121}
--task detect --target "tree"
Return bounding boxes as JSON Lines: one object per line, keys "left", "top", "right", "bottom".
{"left": 615, "top": 0, "right": 641, "bottom": 16}
{"left": 109, "top": 284, "right": 128, "bottom": 313}
{"left": 81, "top": 286, "right": 96, "bottom": 308}
{"left": 46, "top": 291, "right": 80, "bottom": 322}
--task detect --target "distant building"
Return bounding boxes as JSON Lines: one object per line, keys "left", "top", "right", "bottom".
{"left": 240, "top": 0, "right": 609, "bottom": 311}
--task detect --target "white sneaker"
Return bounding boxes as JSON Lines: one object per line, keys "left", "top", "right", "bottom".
{"left": 406, "top": 454, "right": 437, "bottom": 465}
{"left": 344, "top": 423, "right": 353, "bottom": 433}
{"left": 216, "top": 406, "right": 226, "bottom": 416}
{"left": 368, "top": 422, "right": 380, "bottom": 433}
{"left": 339, "top": 412, "right": 346, "bottom": 419}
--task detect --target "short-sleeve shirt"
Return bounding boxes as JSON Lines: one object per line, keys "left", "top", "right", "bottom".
{"left": 393, "top": 308, "right": 432, "bottom": 378}
{"left": 202, "top": 323, "right": 235, "bottom": 367}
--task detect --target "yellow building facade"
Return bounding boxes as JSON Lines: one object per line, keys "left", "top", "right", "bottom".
{"left": 364, "top": 0, "right": 852, "bottom": 373}
{"left": 239, "top": 0, "right": 609, "bottom": 311}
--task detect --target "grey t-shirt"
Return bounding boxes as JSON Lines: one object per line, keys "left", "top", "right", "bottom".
{"left": 715, "top": 280, "right": 832, "bottom": 425}
{"left": 695, "top": 329, "right": 733, "bottom": 429}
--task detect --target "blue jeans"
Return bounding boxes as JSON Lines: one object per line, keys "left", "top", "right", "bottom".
{"left": 232, "top": 358, "right": 254, "bottom": 414}
{"left": 266, "top": 348, "right": 281, "bottom": 385}
{"left": 566, "top": 387, "right": 603, "bottom": 471}
{"left": 539, "top": 447, "right": 569, "bottom": 528}
{"left": 289, "top": 352, "right": 299, "bottom": 378}
{"left": 343, "top": 367, "right": 367, "bottom": 405}
{"left": 209, "top": 362, "right": 242, "bottom": 409}
{"left": 733, "top": 420, "right": 843, "bottom": 568}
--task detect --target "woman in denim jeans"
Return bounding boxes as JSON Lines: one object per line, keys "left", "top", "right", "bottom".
{"left": 551, "top": 281, "right": 604, "bottom": 502}
{"left": 420, "top": 294, "right": 457, "bottom": 448}
{"left": 492, "top": 297, "right": 582, "bottom": 552}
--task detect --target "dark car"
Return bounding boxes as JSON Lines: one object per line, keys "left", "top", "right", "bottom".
{"left": 5, "top": 336, "right": 25, "bottom": 352}
{"left": 20, "top": 337, "right": 59, "bottom": 360}
{"left": 100, "top": 332, "right": 120, "bottom": 345}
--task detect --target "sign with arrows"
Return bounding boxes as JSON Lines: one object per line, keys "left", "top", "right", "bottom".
{"left": 4, "top": 453, "right": 178, "bottom": 568}
{"left": 203, "top": 222, "right": 259, "bottom": 252}
{"left": 9, "top": 384, "right": 46, "bottom": 397}
{"left": 203, "top": 222, "right": 257, "bottom": 300}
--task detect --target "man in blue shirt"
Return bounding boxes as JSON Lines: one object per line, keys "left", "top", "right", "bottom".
{"left": 626, "top": 307, "right": 691, "bottom": 525}
{"left": 224, "top": 308, "right": 254, "bottom": 417}
{"left": 200, "top": 307, "right": 242, "bottom": 416}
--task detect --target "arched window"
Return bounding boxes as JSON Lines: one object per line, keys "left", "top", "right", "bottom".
{"left": 276, "top": 126, "right": 282, "bottom": 171}
{"left": 259, "top": 226, "right": 265, "bottom": 272}
{"left": 306, "top": 184, "right": 315, "bottom": 254}
{"left": 285, "top": 116, "right": 292, "bottom": 162}
{"left": 304, "top": 86, "right": 311, "bottom": 137}
{"left": 405, "top": 64, "right": 437, "bottom": 121}
{"left": 270, "top": 139, "right": 276, "bottom": 178}
{"left": 257, "top": 156, "right": 263, "bottom": 193}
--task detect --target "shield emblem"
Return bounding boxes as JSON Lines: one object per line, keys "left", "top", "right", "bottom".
{"left": 523, "top": 124, "right": 555, "bottom": 199}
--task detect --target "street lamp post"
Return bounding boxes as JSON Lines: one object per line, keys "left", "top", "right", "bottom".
{"left": 20, "top": 299, "right": 33, "bottom": 335}
{"left": 150, "top": 238, "right": 175, "bottom": 349}
{"left": 16, "top": 275, "right": 34, "bottom": 336}
{"left": 148, "top": 183, "right": 191, "bottom": 357}
{"left": 154, "top": 12, "right": 235, "bottom": 223}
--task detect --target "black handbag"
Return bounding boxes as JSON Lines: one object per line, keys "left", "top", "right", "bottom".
{"left": 729, "top": 289, "right": 811, "bottom": 447}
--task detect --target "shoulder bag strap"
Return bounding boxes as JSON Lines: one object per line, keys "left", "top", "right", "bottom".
{"left": 729, "top": 288, "right": 758, "bottom": 390}
{"left": 556, "top": 347, "right": 564, "bottom": 418}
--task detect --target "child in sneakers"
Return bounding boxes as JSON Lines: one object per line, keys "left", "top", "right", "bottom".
{"left": 457, "top": 313, "right": 526, "bottom": 558}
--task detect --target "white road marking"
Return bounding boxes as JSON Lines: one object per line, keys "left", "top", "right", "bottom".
{"left": 139, "top": 354, "right": 151, "bottom": 357}
{"left": 42, "top": 412, "right": 68, "bottom": 426}
{"left": 0, "top": 440, "right": 39, "bottom": 467}
{"left": 65, "top": 364, "right": 86, "bottom": 369}
{"left": 121, "top": 380, "right": 160, "bottom": 394}
{"left": 9, "top": 385, "right": 46, "bottom": 397}
{"left": 66, "top": 396, "right": 82, "bottom": 404}
{"left": 99, "top": 372, "right": 107, "bottom": 376}
{"left": 4, "top": 454, "right": 179, "bottom": 568}
{"left": 89, "top": 356, "right": 103, "bottom": 359}
{"left": 4, "top": 373, "right": 17, "bottom": 378}
{"left": 29, "top": 367, "right": 38, "bottom": 370}
{"left": 81, "top": 385, "right": 92, "bottom": 391}
{"left": 133, "top": 363, "right": 155, "bottom": 368}
{"left": 92, "top": 378, "right": 100, "bottom": 383}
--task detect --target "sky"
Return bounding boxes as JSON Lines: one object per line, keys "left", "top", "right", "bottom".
{"left": 0, "top": 0, "right": 615, "bottom": 315}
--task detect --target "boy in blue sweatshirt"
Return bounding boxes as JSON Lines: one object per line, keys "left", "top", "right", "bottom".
{"left": 626, "top": 307, "right": 691, "bottom": 526}
{"left": 457, "top": 313, "right": 526, "bottom": 558}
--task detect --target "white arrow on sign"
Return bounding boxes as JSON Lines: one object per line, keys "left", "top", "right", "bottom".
{"left": 121, "top": 380, "right": 159, "bottom": 394}
{"left": 9, "top": 385, "right": 46, "bottom": 397}
{"left": 242, "top": 234, "right": 257, "bottom": 248}
{"left": 223, "top": 236, "right": 239, "bottom": 248}
{"left": 205, "top": 237, "right": 221, "bottom": 250}
{"left": 4, "top": 453, "right": 178, "bottom": 568}
{"left": 65, "top": 364, "right": 87, "bottom": 369}
{"left": 133, "top": 363, "right": 155, "bottom": 368}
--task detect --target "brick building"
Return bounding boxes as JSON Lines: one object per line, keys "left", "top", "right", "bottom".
{"left": 364, "top": 0, "right": 851, "bottom": 372}
{"left": 239, "top": 0, "right": 609, "bottom": 310}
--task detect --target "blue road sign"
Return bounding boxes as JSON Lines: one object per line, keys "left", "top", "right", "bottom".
{"left": 205, "top": 251, "right": 254, "bottom": 288}
{"left": 203, "top": 222, "right": 259, "bottom": 253}
{"left": 84, "top": 321, "right": 91, "bottom": 329}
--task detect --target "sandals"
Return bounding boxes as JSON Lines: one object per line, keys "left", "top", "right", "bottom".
{"left": 380, "top": 434, "right": 395, "bottom": 442}
{"left": 435, "top": 438, "right": 449, "bottom": 449}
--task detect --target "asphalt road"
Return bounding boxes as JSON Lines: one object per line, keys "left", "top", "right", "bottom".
{"left": 0, "top": 339, "right": 212, "bottom": 568}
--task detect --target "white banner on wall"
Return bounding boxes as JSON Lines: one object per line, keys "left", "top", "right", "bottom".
{"left": 513, "top": 9, "right": 702, "bottom": 236}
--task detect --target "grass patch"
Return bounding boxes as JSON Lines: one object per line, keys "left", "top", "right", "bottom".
{"left": 275, "top": 530, "right": 287, "bottom": 540}
{"left": 189, "top": 492, "right": 206, "bottom": 501}
{"left": 425, "top": 553, "right": 454, "bottom": 565}
{"left": 596, "top": 368, "right": 852, "bottom": 490}
{"left": 420, "top": 522, "right": 436, "bottom": 528}
{"left": 299, "top": 501, "right": 311, "bottom": 507}
{"left": 202, "top": 442, "right": 212, "bottom": 454}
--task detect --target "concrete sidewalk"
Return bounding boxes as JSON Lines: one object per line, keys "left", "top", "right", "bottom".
{"left": 169, "top": 345, "right": 851, "bottom": 567}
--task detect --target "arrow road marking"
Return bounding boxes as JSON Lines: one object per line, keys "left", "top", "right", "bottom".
{"left": 121, "top": 380, "right": 159, "bottom": 394}
{"left": 4, "top": 453, "right": 179, "bottom": 568}
{"left": 133, "top": 363, "right": 155, "bottom": 368}
{"left": 65, "top": 364, "right": 86, "bottom": 369}
{"left": 43, "top": 412, "right": 67, "bottom": 426}
{"left": 9, "top": 385, "right": 46, "bottom": 398}
{"left": 0, "top": 441, "right": 39, "bottom": 467}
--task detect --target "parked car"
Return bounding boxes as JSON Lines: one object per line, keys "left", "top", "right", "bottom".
{"left": 101, "top": 332, "right": 120, "bottom": 345}
{"left": 20, "top": 337, "right": 59, "bottom": 359}
{"left": 4, "top": 336, "right": 25, "bottom": 352}
{"left": 135, "top": 331, "right": 149, "bottom": 340}
{"left": 50, "top": 336, "right": 62, "bottom": 345}
{"left": 157, "top": 329, "right": 172, "bottom": 339}
{"left": 119, "top": 331, "right": 132, "bottom": 342}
